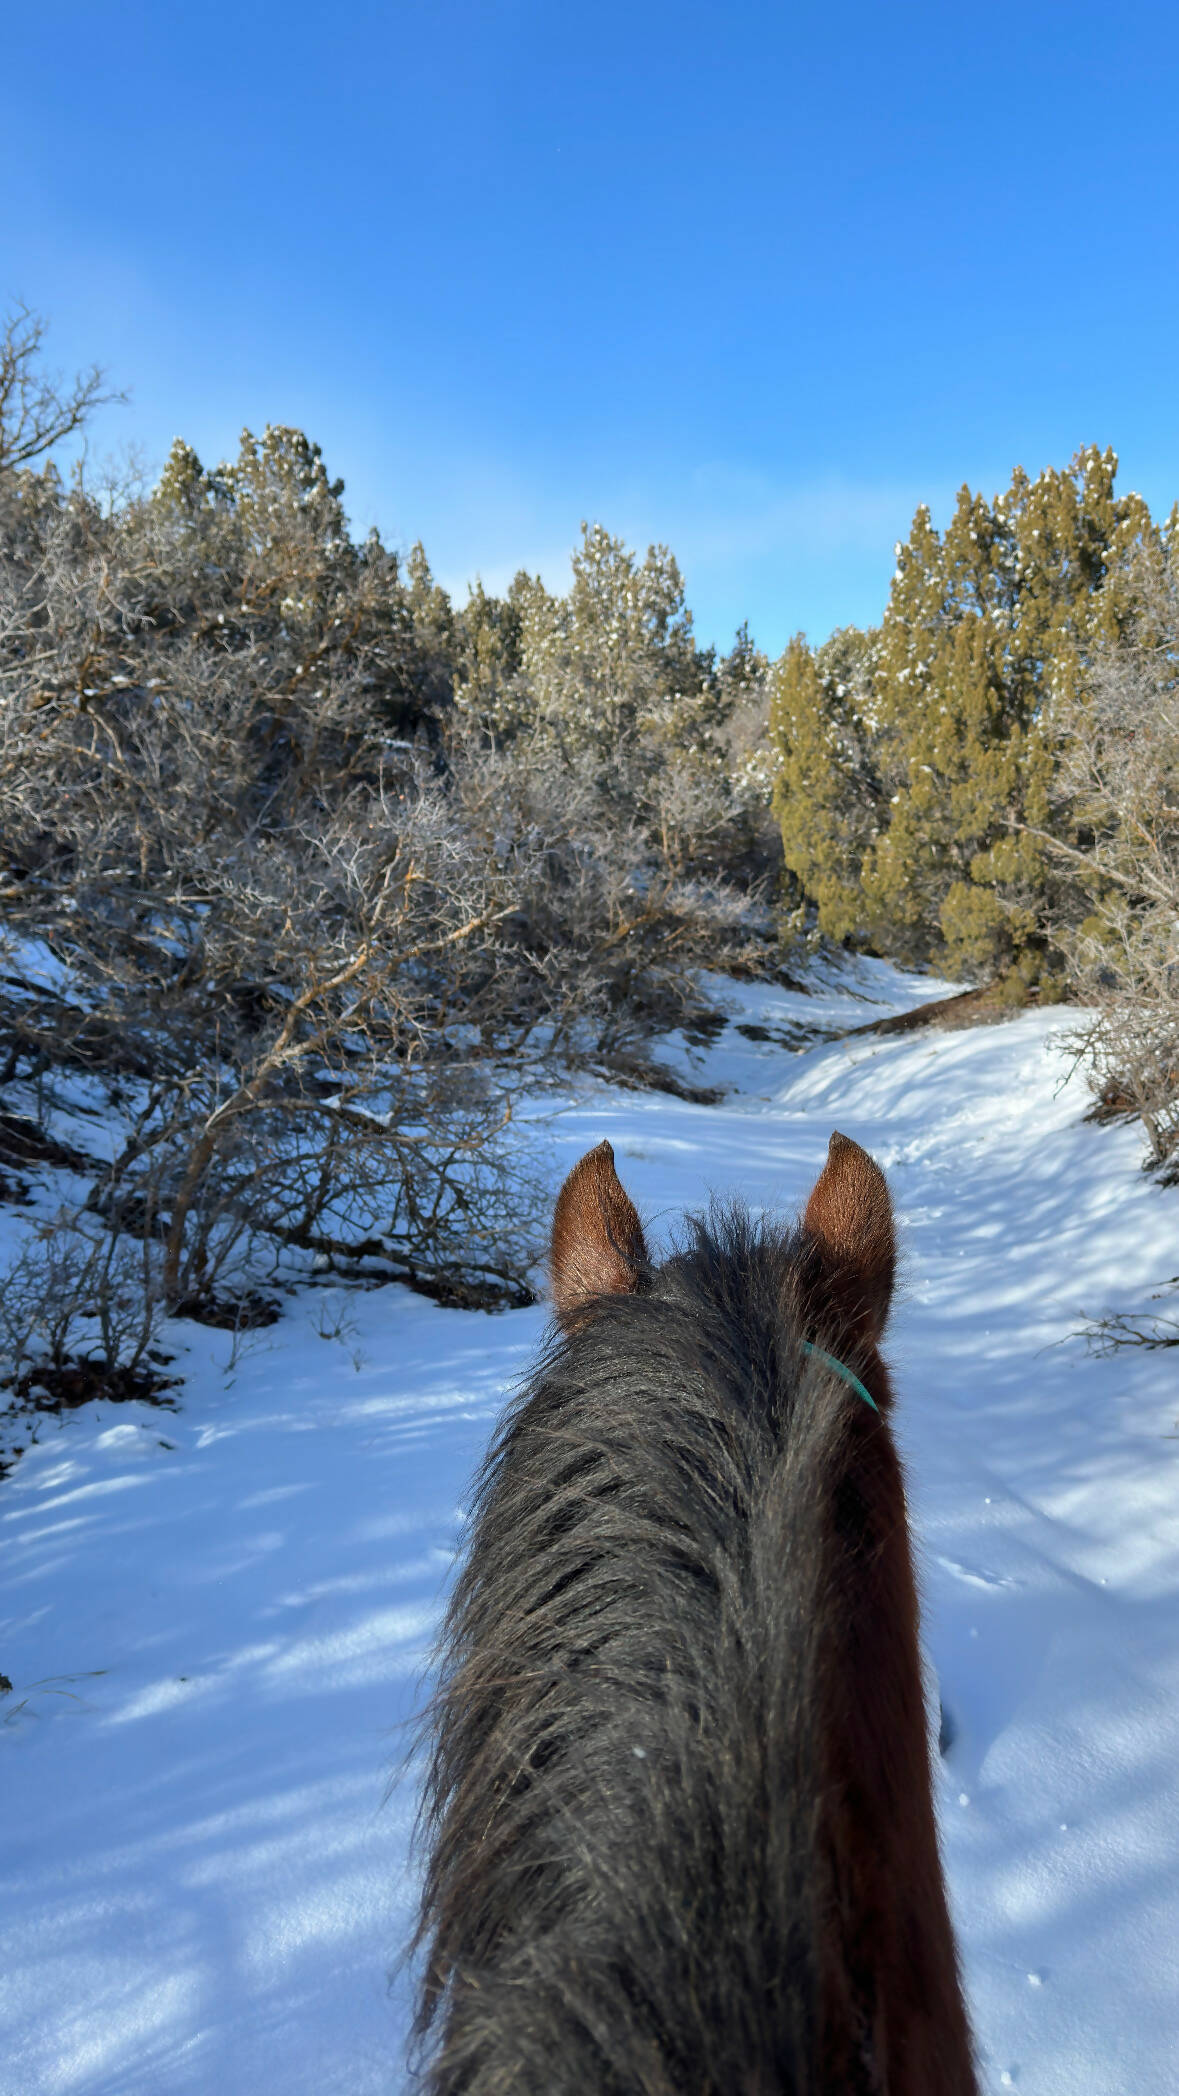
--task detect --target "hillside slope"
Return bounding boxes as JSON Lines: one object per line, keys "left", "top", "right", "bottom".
{"left": 1, "top": 962, "right": 1176, "bottom": 2095}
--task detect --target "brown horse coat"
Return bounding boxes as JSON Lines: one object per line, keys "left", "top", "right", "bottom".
{"left": 411, "top": 1134, "right": 977, "bottom": 2094}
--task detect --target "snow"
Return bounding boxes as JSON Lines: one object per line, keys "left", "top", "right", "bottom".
{"left": 2, "top": 959, "right": 1177, "bottom": 2095}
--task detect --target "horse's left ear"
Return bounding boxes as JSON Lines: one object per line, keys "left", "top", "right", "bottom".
{"left": 550, "top": 1140, "right": 647, "bottom": 1330}
{"left": 803, "top": 1130, "right": 896, "bottom": 1344}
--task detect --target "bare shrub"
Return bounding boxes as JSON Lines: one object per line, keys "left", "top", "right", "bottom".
{"left": 0, "top": 430, "right": 740, "bottom": 1333}
{"left": 0, "top": 302, "right": 125, "bottom": 472}
{"left": 1076, "top": 1291, "right": 1179, "bottom": 1356}
{"left": 1046, "top": 546, "right": 1179, "bottom": 1171}
{"left": 0, "top": 1207, "right": 162, "bottom": 1381}
{"left": 0, "top": 434, "right": 547, "bottom": 1313}
{"left": 453, "top": 530, "right": 782, "bottom": 931}
{"left": 0, "top": 318, "right": 793, "bottom": 1368}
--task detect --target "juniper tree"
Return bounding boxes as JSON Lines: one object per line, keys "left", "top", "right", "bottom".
{"left": 452, "top": 574, "right": 526, "bottom": 728}
{"left": 771, "top": 447, "right": 1164, "bottom": 985}
{"left": 513, "top": 524, "right": 706, "bottom": 761}
{"left": 152, "top": 428, "right": 460, "bottom": 745}
{"left": 770, "top": 625, "right": 885, "bottom": 944}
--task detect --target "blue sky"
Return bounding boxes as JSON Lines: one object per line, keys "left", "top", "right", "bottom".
{"left": 4, "top": 1, "right": 1177, "bottom": 654}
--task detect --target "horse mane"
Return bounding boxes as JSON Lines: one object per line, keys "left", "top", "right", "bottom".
{"left": 409, "top": 1189, "right": 976, "bottom": 2094}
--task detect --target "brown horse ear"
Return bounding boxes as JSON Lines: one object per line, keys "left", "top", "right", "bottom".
{"left": 550, "top": 1141, "right": 647, "bottom": 1330}
{"left": 803, "top": 1130, "right": 896, "bottom": 1344}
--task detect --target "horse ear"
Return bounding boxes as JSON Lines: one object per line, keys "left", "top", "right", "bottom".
{"left": 550, "top": 1140, "right": 647, "bottom": 1330}
{"left": 803, "top": 1130, "right": 896, "bottom": 1344}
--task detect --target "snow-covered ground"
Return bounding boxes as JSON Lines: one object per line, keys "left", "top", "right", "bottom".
{"left": 2, "top": 961, "right": 1177, "bottom": 2095}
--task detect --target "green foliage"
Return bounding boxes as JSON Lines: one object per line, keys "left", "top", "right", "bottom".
{"left": 456, "top": 523, "right": 718, "bottom": 762}
{"left": 770, "top": 626, "right": 883, "bottom": 943}
{"left": 771, "top": 446, "right": 1164, "bottom": 983}
{"left": 148, "top": 428, "right": 459, "bottom": 743}
{"left": 516, "top": 523, "right": 704, "bottom": 756}
{"left": 453, "top": 523, "right": 775, "bottom": 885}
{"left": 451, "top": 575, "right": 526, "bottom": 726}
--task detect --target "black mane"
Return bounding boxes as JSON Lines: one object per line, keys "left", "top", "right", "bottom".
{"left": 410, "top": 1207, "right": 875, "bottom": 2094}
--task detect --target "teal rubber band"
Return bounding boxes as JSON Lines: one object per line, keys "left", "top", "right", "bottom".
{"left": 801, "top": 1340, "right": 880, "bottom": 1415}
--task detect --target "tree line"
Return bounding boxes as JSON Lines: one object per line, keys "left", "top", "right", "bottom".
{"left": 0, "top": 307, "right": 1174, "bottom": 1410}
{"left": 771, "top": 447, "right": 1179, "bottom": 1172}
{"left": 0, "top": 313, "right": 780, "bottom": 1396}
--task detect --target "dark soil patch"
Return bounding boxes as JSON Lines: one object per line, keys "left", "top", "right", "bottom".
{"left": 172, "top": 1289, "right": 283, "bottom": 1330}
{"left": 1084, "top": 1077, "right": 1143, "bottom": 1125}
{"left": 595, "top": 1053, "right": 724, "bottom": 1106}
{"left": 6, "top": 1358, "right": 180, "bottom": 1412}
{"left": 0, "top": 1353, "right": 181, "bottom": 1480}
{"left": 84, "top": 1184, "right": 170, "bottom": 1238}
{"left": 0, "top": 1110, "right": 94, "bottom": 1174}
{"left": 722, "top": 956, "right": 812, "bottom": 993}
{"left": 735, "top": 1020, "right": 836, "bottom": 1051}
{"left": 392, "top": 1267, "right": 535, "bottom": 1313}
{"left": 678, "top": 1010, "right": 729, "bottom": 1051}
{"left": 839, "top": 984, "right": 1037, "bottom": 1039}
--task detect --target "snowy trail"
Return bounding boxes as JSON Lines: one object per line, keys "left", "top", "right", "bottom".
{"left": 2, "top": 963, "right": 1177, "bottom": 2094}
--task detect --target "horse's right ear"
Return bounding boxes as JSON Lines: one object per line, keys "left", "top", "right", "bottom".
{"left": 803, "top": 1130, "right": 896, "bottom": 1344}
{"left": 550, "top": 1141, "right": 647, "bottom": 1331}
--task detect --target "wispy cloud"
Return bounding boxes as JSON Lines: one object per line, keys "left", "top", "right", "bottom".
{"left": 344, "top": 450, "right": 963, "bottom": 652}
{"left": 675, "top": 465, "right": 935, "bottom": 562}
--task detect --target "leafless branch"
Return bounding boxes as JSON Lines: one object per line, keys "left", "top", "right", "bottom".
{"left": 0, "top": 303, "right": 126, "bottom": 471}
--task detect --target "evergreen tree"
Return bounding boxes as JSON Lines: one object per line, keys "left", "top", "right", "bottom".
{"left": 772, "top": 448, "right": 1164, "bottom": 984}
{"left": 770, "top": 625, "right": 884, "bottom": 942}
{"left": 515, "top": 523, "right": 706, "bottom": 761}
{"left": 149, "top": 431, "right": 461, "bottom": 744}
{"left": 153, "top": 438, "right": 210, "bottom": 517}
{"left": 452, "top": 574, "right": 527, "bottom": 732}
